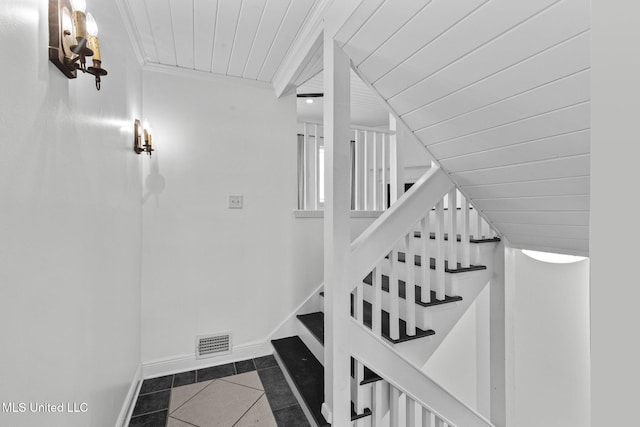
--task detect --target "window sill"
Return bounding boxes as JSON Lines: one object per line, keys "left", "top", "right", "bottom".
{"left": 293, "top": 210, "right": 384, "bottom": 218}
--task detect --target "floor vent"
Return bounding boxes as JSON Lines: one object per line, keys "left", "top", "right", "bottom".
{"left": 196, "top": 333, "right": 231, "bottom": 359}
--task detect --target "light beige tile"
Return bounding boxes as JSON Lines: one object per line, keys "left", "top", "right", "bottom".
{"left": 169, "top": 380, "right": 212, "bottom": 413}
{"left": 171, "top": 380, "right": 263, "bottom": 427}
{"left": 167, "top": 417, "right": 196, "bottom": 427}
{"left": 220, "top": 371, "right": 264, "bottom": 391}
{"left": 234, "top": 395, "right": 277, "bottom": 427}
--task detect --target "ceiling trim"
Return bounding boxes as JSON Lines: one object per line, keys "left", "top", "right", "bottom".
{"left": 143, "top": 63, "right": 274, "bottom": 91}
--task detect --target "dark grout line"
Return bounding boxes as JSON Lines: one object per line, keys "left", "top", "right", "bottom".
{"left": 230, "top": 392, "right": 266, "bottom": 427}
{"left": 130, "top": 408, "right": 168, "bottom": 419}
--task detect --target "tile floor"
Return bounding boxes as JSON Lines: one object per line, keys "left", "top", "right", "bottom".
{"left": 129, "top": 355, "right": 310, "bottom": 427}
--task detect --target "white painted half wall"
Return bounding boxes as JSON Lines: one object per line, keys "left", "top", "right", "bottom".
{"left": 0, "top": 1, "right": 144, "bottom": 426}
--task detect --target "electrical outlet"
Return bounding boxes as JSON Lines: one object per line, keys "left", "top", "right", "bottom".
{"left": 228, "top": 195, "right": 243, "bottom": 209}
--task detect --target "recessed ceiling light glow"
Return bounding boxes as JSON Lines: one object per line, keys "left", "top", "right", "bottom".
{"left": 306, "top": 98, "right": 314, "bottom": 104}
{"left": 521, "top": 250, "right": 587, "bottom": 264}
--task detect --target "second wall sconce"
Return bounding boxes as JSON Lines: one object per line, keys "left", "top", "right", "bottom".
{"left": 134, "top": 119, "right": 154, "bottom": 156}
{"left": 48, "top": 0, "right": 108, "bottom": 90}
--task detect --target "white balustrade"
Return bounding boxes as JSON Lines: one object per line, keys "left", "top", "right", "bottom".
{"left": 298, "top": 122, "right": 393, "bottom": 211}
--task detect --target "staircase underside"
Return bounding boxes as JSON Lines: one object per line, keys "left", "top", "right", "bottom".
{"left": 298, "top": 0, "right": 591, "bottom": 256}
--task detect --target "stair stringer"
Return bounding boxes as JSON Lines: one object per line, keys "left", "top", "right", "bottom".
{"left": 348, "top": 319, "right": 495, "bottom": 427}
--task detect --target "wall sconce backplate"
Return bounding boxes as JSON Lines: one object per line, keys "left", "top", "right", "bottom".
{"left": 49, "top": 0, "right": 77, "bottom": 79}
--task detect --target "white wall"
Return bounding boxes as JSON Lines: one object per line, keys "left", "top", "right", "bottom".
{"left": 422, "top": 249, "right": 589, "bottom": 425}
{"left": 510, "top": 249, "right": 590, "bottom": 427}
{"left": 591, "top": 1, "right": 640, "bottom": 424}
{"left": 140, "top": 68, "right": 307, "bottom": 363}
{"left": 0, "top": 1, "right": 143, "bottom": 426}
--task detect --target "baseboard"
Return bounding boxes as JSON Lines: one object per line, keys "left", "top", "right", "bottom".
{"left": 142, "top": 341, "right": 272, "bottom": 379}
{"left": 116, "top": 364, "right": 142, "bottom": 427}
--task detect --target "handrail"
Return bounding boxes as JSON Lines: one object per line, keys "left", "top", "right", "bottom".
{"left": 348, "top": 319, "right": 495, "bottom": 427}
{"left": 349, "top": 166, "right": 454, "bottom": 287}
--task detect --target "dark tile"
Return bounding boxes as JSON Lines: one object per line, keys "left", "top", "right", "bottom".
{"left": 132, "top": 390, "right": 170, "bottom": 417}
{"left": 234, "top": 359, "right": 256, "bottom": 374}
{"left": 196, "top": 363, "right": 235, "bottom": 382}
{"left": 139, "top": 375, "right": 173, "bottom": 395}
{"left": 257, "top": 365, "right": 297, "bottom": 411}
{"left": 129, "top": 410, "right": 167, "bottom": 427}
{"left": 273, "top": 404, "right": 311, "bottom": 427}
{"left": 172, "top": 370, "right": 196, "bottom": 387}
{"left": 254, "top": 354, "right": 278, "bottom": 370}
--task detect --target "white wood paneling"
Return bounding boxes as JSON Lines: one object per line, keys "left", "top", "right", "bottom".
{"left": 402, "top": 31, "right": 590, "bottom": 130}
{"left": 334, "top": 0, "right": 387, "bottom": 46}
{"left": 462, "top": 176, "right": 590, "bottom": 199}
{"left": 169, "top": 0, "right": 195, "bottom": 69}
{"left": 227, "top": 0, "right": 267, "bottom": 76}
{"left": 494, "top": 223, "right": 589, "bottom": 240}
{"left": 452, "top": 154, "right": 590, "bottom": 186}
{"left": 126, "top": 0, "right": 319, "bottom": 82}
{"left": 193, "top": 0, "right": 218, "bottom": 71}
{"left": 340, "top": 0, "right": 428, "bottom": 65}
{"left": 429, "top": 102, "right": 590, "bottom": 159}
{"left": 474, "top": 195, "right": 590, "bottom": 212}
{"left": 128, "top": 0, "right": 159, "bottom": 63}
{"left": 243, "top": 0, "right": 291, "bottom": 79}
{"left": 389, "top": 0, "right": 589, "bottom": 116}
{"left": 357, "top": 0, "right": 487, "bottom": 82}
{"left": 371, "top": 0, "right": 560, "bottom": 99}
{"left": 257, "top": 0, "right": 316, "bottom": 81}
{"left": 211, "top": 0, "right": 243, "bottom": 74}
{"left": 145, "top": 0, "right": 177, "bottom": 65}
{"left": 416, "top": 70, "right": 589, "bottom": 144}
{"left": 486, "top": 211, "right": 590, "bottom": 227}
{"left": 442, "top": 130, "right": 589, "bottom": 173}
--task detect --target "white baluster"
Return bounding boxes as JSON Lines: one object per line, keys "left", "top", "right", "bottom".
{"left": 434, "top": 417, "right": 445, "bottom": 427}
{"left": 303, "top": 123, "right": 308, "bottom": 209}
{"left": 390, "top": 386, "right": 401, "bottom": 427}
{"left": 420, "top": 215, "right": 431, "bottom": 304}
{"left": 447, "top": 189, "right": 458, "bottom": 272}
{"left": 435, "top": 200, "right": 445, "bottom": 301}
{"left": 406, "top": 396, "right": 416, "bottom": 427}
{"left": 461, "top": 195, "right": 471, "bottom": 268}
{"left": 355, "top": 130, "right": 362, "bottom": 211}
{"left": 373, "top": 381, "right": 389, "bottom": 427}
{"left": 404, "top": 233, "right": 416, "bottom": 335}
{"left": 476, "top": 207, "right": 484, "bottom": 239}
{"left": 389, "top": 249, "right": 400, "bottom": 341}
{"left": 355, "top": 360, "right": 366, "bottom": 421}
{"left": 307, "top": 124, "right": 317, "bottom": 210}
{"left": 356, "top": 272, "right": 363, "bottom": 323}
{"left": 313, "top": 124, "right": 319, "bottom": 210}
{"left": 373, "top": 132, "right": 378, "bottom": 210}
{"left": 422, "top": 407, "right": 433, "bottom": 427}
{"left": 364, "top": 131, "right": 369, "bottom": 210}
{"left": 373, "top": 266, "right": 382, "bottom": 337}
{"left": 381, "top": 134, "right": 387, "bottom": 210}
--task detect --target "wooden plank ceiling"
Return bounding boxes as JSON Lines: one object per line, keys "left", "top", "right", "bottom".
{"left": 335, "top": 0, "right": 590, "bottom": 255}
{"left": 125, "top": 0, "right": 317, "bottom": 82}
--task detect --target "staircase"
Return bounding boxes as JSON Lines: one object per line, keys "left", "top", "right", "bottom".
{"left": 269, "top": 167, "right": 500, "bottom": 426}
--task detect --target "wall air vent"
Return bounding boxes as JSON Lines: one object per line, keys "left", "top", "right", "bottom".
{"left": 196, "top": 333, "right": 231, "bottom": 359}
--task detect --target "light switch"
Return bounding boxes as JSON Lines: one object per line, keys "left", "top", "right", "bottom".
{"left": 228, "top": 195, "right": 243, "bottom": 209}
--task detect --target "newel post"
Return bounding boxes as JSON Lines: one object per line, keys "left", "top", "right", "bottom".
{"left": 321, "top": 32, "right": 351, "bottom": 426}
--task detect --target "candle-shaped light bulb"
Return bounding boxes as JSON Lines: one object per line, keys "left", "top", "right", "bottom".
{"left": 86, "top": 13, "right": 101, "bottom": 60}
{"left": 70, "top": 0, "right": 86, "bottom": 12}
{"left": 86, "top": 13, "right": 98, "bottom": 36}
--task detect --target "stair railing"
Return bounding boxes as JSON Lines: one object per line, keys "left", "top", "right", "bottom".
{"left": 297, "top": 121, "right": 395, "bottom": 211}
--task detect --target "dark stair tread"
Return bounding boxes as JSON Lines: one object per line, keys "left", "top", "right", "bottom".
{"left": 413, "top": 231, "right": 500, "bottom": 244}
{"left": 362, "top": 301, "right": 435, "bottom": 344}
{"left": 271, "top": 336, "right": 330, "bottom": 427}
{"left": 297, "top": 312, "right": 325, "bottom": 344}
{"left": 363, "top": 273, "right": 463, "bottom": 307}
{"left": 390, "top": 252, "right": 487, "bottom": 273}
{"left": 272, "top": 336, "right": 372, "bottom": 425}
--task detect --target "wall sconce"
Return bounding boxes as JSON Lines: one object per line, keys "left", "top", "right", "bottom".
{"left": 48, "top": 0, "right": 108, "bottom": 90}
{"left": 134, "top": 119, "right": 154, "bottom": 156}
